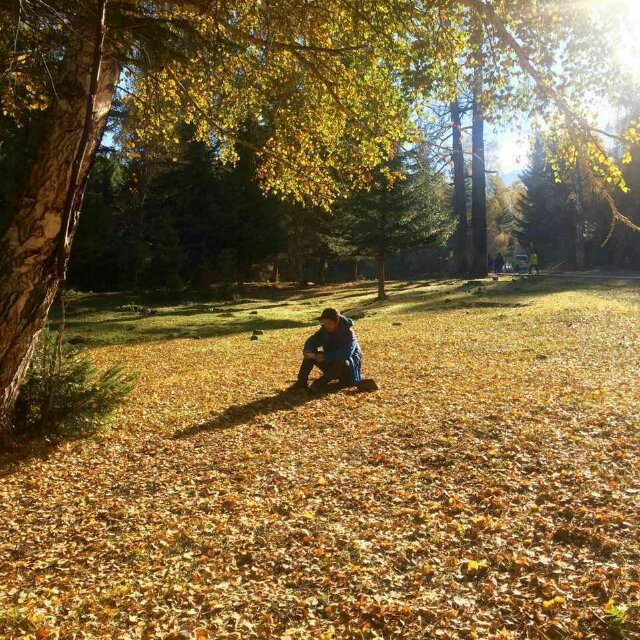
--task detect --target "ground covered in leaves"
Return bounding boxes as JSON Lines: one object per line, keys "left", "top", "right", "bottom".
{"left": 1, "top": 277, "right": 640, "bottom": 640}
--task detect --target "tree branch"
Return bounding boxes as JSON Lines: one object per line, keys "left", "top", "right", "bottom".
{"left": 461, "top": 0, "right": 640, "bottom": 236}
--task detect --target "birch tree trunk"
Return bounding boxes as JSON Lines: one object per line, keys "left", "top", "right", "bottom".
{"left": 0, "top": 8, "right": 120, "bottom": 447}
{"left": 377, "top": 195, "right": 387, "bottom": 301}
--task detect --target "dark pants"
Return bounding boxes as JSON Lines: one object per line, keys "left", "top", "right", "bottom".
{"left": 529, "top": 265, "right": 539, "bottom": 274}
{"left": 297, "top": 357, "right": 352, "bottom": 389}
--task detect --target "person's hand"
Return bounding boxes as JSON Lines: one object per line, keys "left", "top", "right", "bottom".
{"left": 303, "top": 352, "right": 316, "bottom": 360}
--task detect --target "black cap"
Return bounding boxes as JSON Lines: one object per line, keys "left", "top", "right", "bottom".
{"left": 320, "top": 308, "right": 339, "bottom": 322}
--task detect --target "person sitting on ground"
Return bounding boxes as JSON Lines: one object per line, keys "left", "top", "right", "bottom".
{"left": 289, "top": 307, "right": 362, "bottom": 394}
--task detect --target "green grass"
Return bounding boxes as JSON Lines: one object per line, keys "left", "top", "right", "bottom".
{"left": 53, "top": 275, "right": 639, "bottom": 349}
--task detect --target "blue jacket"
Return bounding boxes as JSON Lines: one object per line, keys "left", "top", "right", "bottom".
{"left": 303, "top": 316, "right": 362, "bottom": 383}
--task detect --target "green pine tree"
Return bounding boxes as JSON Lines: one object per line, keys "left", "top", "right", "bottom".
{"left": 337, "top": 154, "right": 453, "bottom": 299}
{"left": 517, "top": 137, "right": 571, "bottom": 266}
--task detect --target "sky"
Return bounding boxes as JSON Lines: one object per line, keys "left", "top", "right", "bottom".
{"left": 491, "top": 0, "right": 640, "bottom": 186}
{"left": 490, "top": 130, "right": 531, "bottom": 185}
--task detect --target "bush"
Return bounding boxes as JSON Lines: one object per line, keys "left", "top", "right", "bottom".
{"left": 13, "top": 331, "right": 135, "bottom": 440}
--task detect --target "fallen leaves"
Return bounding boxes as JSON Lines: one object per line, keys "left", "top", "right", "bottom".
{"left": 460, "top": 560, "right": 490, "bottom": 579}
{"left": 1, "top": 280, "right": 639, "bottom": 638}
{"left": 542, "top": 595, "right": 566, "bottom": 611}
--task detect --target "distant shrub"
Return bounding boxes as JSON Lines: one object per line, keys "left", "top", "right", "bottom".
{"left": 13, "top": 331, "right": 135, "bottom": 440}
{"left": 167, "top": 273, "right": 185, "bottom": 291}
{"left": 118, "top": 303, "right": 145, "bottom": 313}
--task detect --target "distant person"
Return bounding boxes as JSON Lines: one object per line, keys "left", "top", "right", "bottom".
{"left": 529, "top": 251, "right": 539, "bottom": 275}
{"left": 495, "top": 253, "right": 505, "bottom": 273}
{"left": 289, "top": 307, "right": 362, "bottom": 394}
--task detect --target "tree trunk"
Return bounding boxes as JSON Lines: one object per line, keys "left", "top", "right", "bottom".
{"left": 377, "top": 252, "right": 386, "bottom": 301}
{"left": 612, "top": 232, "right": 628, "bottom": 268}
{"left": 451, "top": 99, "right": 469, "bottom": 274}
{"left": 347, "top": 259, "right": 358, "bottom": 282}
{"left": 471, "top": 64, "right": 488, "bottom": 278}
{"left": 297, "top": 257, "right": 306, "bottom": 287}
{"left": 269, "top": 260, "right": 279, "bottom": 283}
{"left": 378, "top": 188, "right": 388, "bottom": 300}
{"left": 236, "top": 260, "right": 246, "bottom": 295}
{"left": 317, "top": 252, "right": 328, "bottom": 285}
{"left": 0, "top": 7, "right": 120, "bottom": 447}
{"left": 572, "top": 164, "right": 586, "bottom": 270}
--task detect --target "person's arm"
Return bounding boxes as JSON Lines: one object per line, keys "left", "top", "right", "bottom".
{"left": 323, "top": 328, "right": 357, "bottom": 363}
{"left": 303, "top": 329, "right": 323, "bottom": 354}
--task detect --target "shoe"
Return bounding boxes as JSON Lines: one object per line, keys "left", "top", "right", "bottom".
{"left": 287, "top": 381, "right": 309, "bottom": 393}
{"left": 309, "top": 381, "right": 328, "bottom": 395}
{"left": 356, "top": 378, "right": 379, "bottom": 392}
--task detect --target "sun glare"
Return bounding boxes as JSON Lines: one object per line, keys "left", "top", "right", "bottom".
{"left": 608, "top": 0, "right": 640, "bottom": 80}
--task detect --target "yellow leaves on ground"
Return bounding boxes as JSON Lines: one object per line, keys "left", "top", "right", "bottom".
{"left": 460, "top": 559, "right": 489, "bottom": 578}
{"left": 1, "top": 278, "right": 639, "bottom": 639}
{"left": 542, "top": 596, "right": 566, "bottom": 611}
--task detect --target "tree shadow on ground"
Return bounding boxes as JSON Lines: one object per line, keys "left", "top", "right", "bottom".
{"left": 172, "top": 388, "right": 327, "bottom": 439}
{"left": 54, "top": 283, "right": 389, "bottom": 349}
{"left": 61, "top": 316, "right": 315, "bottom": 349}
{"left": 53, "top": 277, "right": 640, "bottom": 349}
{"left": 0, "top": 442, "right": 52, "bottom": 477}
{"left": 342, "top": 276, "right": 640, "bottom": 318}
{"left": 0, "top": 432, "right": 95, "bottom": 477}
{"left": 57, "top": 281, "right": 383, "bottom": 314}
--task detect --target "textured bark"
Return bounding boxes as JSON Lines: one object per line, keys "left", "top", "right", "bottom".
{"left": 0, "top": 10, "right": 120, "bottom": 446}
{"left": 471, "top": 65, "right": 488, "bottom": 278}
{"left": 451, "top": 99, "right": 469, "bottom": 274}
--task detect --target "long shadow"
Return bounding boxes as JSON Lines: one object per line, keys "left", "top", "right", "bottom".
{"left": 53, "top": 282, "right": 390, "bottom": 349}
{"left": 137, "top": 318, "right": 312, "bottom": 339}
{"left": 54, "top": 277, "right": 639, "bottom": 349}
{"left": 0, "top": 429, "right": 101, "bottom": 477}
{"left": 2, "top": 388, "right": 323, "bottom": 474}
{"left": 372, "top": 275, "right": 640, "bottom": 317}
{"left": 172, "top": 389, "right": 317, "bottom": 439}
{"left": 60, "top": 316, "right": 315, "bottom": 348}
{"left": 0, "top": 440, "right": 58, "bottom": 477}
